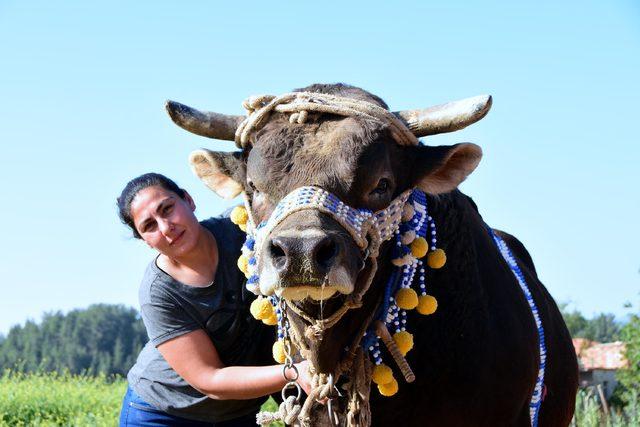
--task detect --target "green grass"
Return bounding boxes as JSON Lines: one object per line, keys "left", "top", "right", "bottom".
{"left": 0, "top": 369, "right": 126, "bottom": 426}
{"left": 2, "top": 370, "right": 637, "bottom": 426}
{"left": 570, "top": 389, "right": 640, "bottom": 427}
{"left": 0, "top": 370, "right": 283, "bottom": 426}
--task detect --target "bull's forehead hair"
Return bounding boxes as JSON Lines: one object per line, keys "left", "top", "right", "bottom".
{"left": 247, "top": 114, "right": 390, "bottom": 200}
{"left": 293, "top": 83, "right": 389, "bottom": 110}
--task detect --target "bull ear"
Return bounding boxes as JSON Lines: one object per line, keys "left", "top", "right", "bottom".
{"left": 411, "top": 143, "right": 482, "bottom": 194}
{"left": 189, "top": 149, "right": 246, "bottom": 199}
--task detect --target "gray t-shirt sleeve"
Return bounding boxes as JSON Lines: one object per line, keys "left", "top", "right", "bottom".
{"left": 141, "top": 281, "right": 200, "bottom": 347}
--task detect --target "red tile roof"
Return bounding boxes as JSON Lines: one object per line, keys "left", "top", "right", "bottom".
{"left": 572, "top": 339, "right": 628, "bottom": 370}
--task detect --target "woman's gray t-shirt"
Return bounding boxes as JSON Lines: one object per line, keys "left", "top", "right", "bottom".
{"left": 127, "top": 217, "right": 274, "bottom": 423}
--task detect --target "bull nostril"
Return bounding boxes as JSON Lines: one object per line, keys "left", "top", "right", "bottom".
{"left": 269, "top": 238, "right": 288, "bottom": 270}
{"left": 315, "top": 238, "right": 338, "bottom": 270}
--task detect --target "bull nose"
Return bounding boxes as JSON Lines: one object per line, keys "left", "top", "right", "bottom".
{"left": 268, "top": 234, "right": 339, "bottom": 275}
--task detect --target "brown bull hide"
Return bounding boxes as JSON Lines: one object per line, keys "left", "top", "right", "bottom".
{"left": 169, "top": 83, "right": 578, "bottom": 427}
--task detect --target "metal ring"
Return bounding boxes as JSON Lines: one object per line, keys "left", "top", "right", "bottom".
{"left": 282, "top": 363, "right": 299, "bottom": 382}
{"left": 281, "top": 381, "right": 302, "bottom": 402}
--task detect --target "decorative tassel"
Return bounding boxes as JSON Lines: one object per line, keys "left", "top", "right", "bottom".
{"left": 237, "top": 255, "right": 249, "bottom": 277}
{"left": 272, "top": 340, "right": 286, "bottom": 364}
{"left": 401, "top": 204, "right": 414, "bottom": 221}
{"left": 393, "top": 331, "right": 414, "bottom": 356}
{"left": 262, "top": 313, "right": 278, "bottom": 325}
{"left": 417, "top": 295, "right": 438, "bottom": 315}
{"left": 250, "top": 296, "right": 274, "bottom": 320}
{"left": 427, "top": 248, "right": 446, "bottom": 269}
{"left": 371, "top": 364, "right": 394, "bottom": 385}
{"left": 377, "top": 378, "right": 399, "bottom": 397}
{"left": 374, "top": 321, "right": 415, "bottom": 383}
{"left": 401, "top": 230, "right": 416, "bottom": 245}
{"left": 410, "top": 237, "right": 428, "bottom": 258}
{"left": 230, "top": 206, "right": 248, "bottom": 226}
{"left": 395, "top": 288, "right": 418, "bottom": 310}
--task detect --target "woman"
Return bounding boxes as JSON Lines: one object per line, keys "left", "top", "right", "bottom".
{"left": 117, "top": 173, "right": 310, "bottom": 426}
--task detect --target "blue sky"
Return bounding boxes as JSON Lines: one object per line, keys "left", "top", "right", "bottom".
{"left": 0, "top": 0, "right": 638, "bottom": 335}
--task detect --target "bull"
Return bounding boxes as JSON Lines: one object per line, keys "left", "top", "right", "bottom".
{"left": 166, "top": 84, "right": 578, "bottom": 426}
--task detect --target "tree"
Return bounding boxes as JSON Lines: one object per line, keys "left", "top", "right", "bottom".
{"left": 617, "top": 309, "right": 640, "bottom": 402}
{"left": 583, "top": 313, "right": 620, "bottom": 343}
{"left": 0, "top": 304, "right": 147, "bottom": 376}
{"left": 559, "top": 303, "right": 620, "bottom": 342}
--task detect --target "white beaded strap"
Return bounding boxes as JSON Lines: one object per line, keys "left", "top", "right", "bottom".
{"left": 489, "top": 229, "right": 546, "bottom": 427}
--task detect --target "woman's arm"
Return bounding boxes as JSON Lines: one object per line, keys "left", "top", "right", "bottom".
{"left": 157, "top": 329, "right": 311, "bottom": 400}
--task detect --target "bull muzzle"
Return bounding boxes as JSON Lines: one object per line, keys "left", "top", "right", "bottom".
{"left": 259, "top": 212, "right": 362, "bottom": 306}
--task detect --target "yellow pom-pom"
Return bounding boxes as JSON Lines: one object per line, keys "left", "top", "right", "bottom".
{"left": 237, "top": 255, "right": 249, "bottom": 277}
{"left": 378, "top": 378, "right": 399, "bottom": 397}
{"left": 249, "top": 297, "right": 274, "bottom": 320}
{"left": 238, "top": 222, "right": 247, "bottom": 232}
{"left": 427, "top": 248, "right": 446, "bottom": 269}
{"left": 410, "top": 237, "right": 429, "bottom": 259}
{"left": 417, "top": 294, "right": 438, "bottom": 315}
{"left": 272, "top": 340, "right": 286, "bottom": 364}
{"left": 393, "top": 331, "right": 414, "bottom": 356}
{"left": 262, "top": 312, "right": 278, "bottom": 326}
{"left": 371, "top": 364, "right": 394, "bottom": 385}
{"left": 396, "top": 288, "right": 418, "bottom": 310}
{"left": 230, "top": 206, "right": 248, "bottom": 226}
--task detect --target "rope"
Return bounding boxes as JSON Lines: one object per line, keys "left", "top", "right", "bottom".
{"left": 256, "top": 395, "right": 302, "bottom": 426}
{"left": 235, "top": 92, "right": 420, "bottom": 148}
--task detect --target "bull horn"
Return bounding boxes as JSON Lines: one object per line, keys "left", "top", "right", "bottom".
{"left": 394, "top": 95, "right": 492, "bottom": 137}
{"left": 165, "top": 100, "right": 245, "bottom": 141}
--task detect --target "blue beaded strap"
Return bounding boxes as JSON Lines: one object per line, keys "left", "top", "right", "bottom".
{"left": 488, "top": 228, "right": 546, "bottom": 427}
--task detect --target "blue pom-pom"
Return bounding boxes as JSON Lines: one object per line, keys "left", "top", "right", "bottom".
{"left": 245, "top": 238, "right": 255, "bottom": 251}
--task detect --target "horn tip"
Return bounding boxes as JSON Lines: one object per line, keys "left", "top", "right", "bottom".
{"left": 165, "top": 99, "right": 184, "bottom": 115}
{"left": 479, "top": 94, "right": 492, "bottom": 116}
{"left": 165, "top": 100, "right": 195, "bottom": 126}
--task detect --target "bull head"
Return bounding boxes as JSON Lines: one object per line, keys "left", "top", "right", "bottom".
{"left": 166, "top": 84, "right": 489, "bottom": 408}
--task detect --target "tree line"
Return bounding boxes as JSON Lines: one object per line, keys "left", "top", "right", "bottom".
{"left": 0, "top": 304, "right": 147, "bottom": 376}
{"left": 559, "top": 303, "right": 621, "bottom": 343}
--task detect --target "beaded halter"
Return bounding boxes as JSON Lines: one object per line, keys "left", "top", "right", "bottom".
{"left": 233, "top": 184, "right": 446, "bottom": 399}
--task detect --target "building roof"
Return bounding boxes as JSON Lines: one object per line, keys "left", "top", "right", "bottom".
{"left": 572, "top": 338, "right": 628, "bottom": 371}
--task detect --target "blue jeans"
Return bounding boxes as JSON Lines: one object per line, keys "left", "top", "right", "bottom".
{"left": 119, "top": 387, "right": 257, "bottom": 427}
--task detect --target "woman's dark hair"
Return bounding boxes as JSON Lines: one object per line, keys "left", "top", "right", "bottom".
{"left": 117, "top": 173, "right": 186, "bottom": 239}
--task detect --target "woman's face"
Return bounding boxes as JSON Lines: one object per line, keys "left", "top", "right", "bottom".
{"left": 130, "top": 185, "right": 201, "bottom": 258}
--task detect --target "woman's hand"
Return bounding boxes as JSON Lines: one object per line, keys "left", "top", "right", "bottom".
{"left": 294, "top": 360, "right": 313, "bottom": 396}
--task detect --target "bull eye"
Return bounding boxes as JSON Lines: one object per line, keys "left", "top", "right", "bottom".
{"left": 370, "top": 178, "right": 390, "bottom": 196}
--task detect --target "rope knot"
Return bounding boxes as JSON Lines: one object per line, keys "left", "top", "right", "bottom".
{"left": 289, "top": 110, "right": 309, "bottom": 124}
{"left": 280, "top": 395, "right": 302, "bottom": 425}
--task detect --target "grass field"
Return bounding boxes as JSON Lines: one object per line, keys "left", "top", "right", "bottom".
{"left": 0, "top": 370, "right": 281, "bottom": 427}
{"left": 0, "top": 370, "right": 638, "bottom": 426}
{"left": 0, "top": 370, "right": 125, "bottom": 426}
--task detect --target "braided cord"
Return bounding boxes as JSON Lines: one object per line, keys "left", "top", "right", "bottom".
{"left": 235, "top": 91, "right": 419, "bottom": 148}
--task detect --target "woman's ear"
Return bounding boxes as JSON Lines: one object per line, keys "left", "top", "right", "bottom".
{"left": 410, "top": 143, "right": 482, "bottom": 194}
{"left": 189, "top": 149, "right": 246, "bottom": 199}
